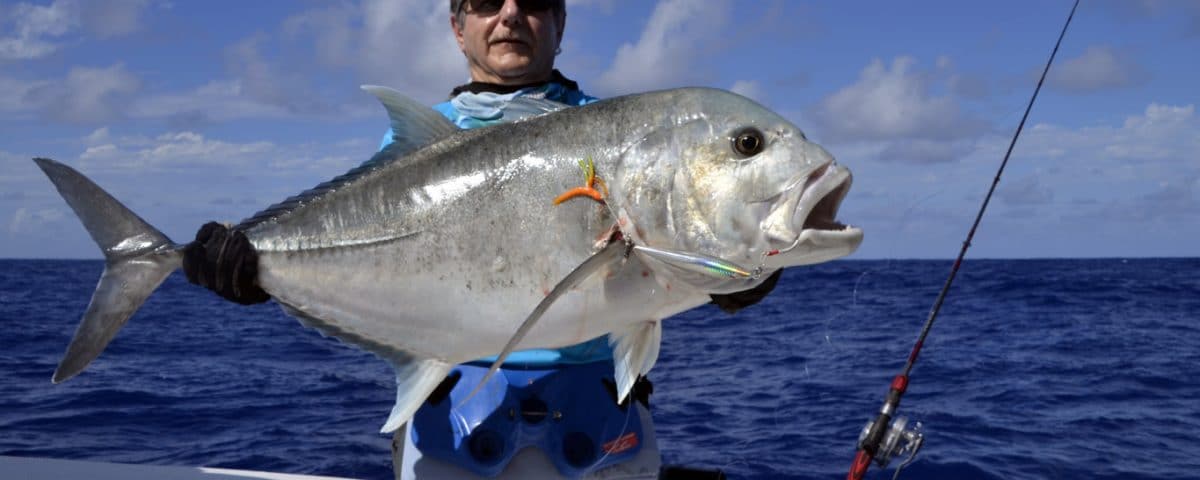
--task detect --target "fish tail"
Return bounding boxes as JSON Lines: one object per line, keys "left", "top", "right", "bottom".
{"left": 33, "top": 158, "right": 183, "bottom": 383}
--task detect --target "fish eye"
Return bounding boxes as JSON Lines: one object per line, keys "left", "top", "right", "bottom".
{"left": 732, "top": 128, "right": 765, "bottom": 157}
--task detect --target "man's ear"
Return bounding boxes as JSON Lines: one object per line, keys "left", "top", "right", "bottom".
{"left": 451, "top": 13, "right": 467, "bottom": 51}
{"left": 556, "top": 10, "right": 566, "bottom": 45}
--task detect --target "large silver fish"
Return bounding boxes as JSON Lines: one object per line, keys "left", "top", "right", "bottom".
{"left": 34, "top": 86, "right": 863, "bottom": 433}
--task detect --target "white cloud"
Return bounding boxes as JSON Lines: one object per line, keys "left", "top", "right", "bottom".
{"left": 8, "top": 207, "right": 65, "bottom": 234}
{"left": 998, "top": 174, "right": 1054, "bottom": 206}
{"left": 0, "top": 149, "right": 29, "bottom": 182}
{"left": 0, "top": 0, "right": 77, "bottom": 60}
{"left": 78, "top": 131, "right": 275, "bottom": 170}
{"left": 0, "top": 0, "right": 153, "bottom": 61}
{"left": 935, "top": 55, "right": 952, "bottom": 70}
{"left": 130, "top": 77, "right": 376, "bottom": 126}
{"left": 283, "top": 0, "right": 464, "bottom": 104}
{"left": 811, "top": 56, "right": 986, "bottom": 143}
{"left": 22, "top": 63, "right": 141, "bottom": 123}
{"left": 1048, "top": 46, "right": 1147, "bottom": 93}
{"left": 3, "top": 66, "right": 144, "bottom": 124}
{"left": 947, "top": 73, "right": 989, "bottom": 99}
{"left": 0, "top": 34, "right": 57, "bottom": 61}
{"left": 79, "top": 0, "right": 151, "bottom": 38}
{"left": 1005, "top": 102, "right": 1199, "bottom": 223}
{"left": 219, "top": 36, "right": 345, "bottom": 116}
{"left": 129, "top": 80, "right": 286, "bottom": 123}
{"left": 4, "top": 3, "right": 353, "bottom": 126}
{"left": 594, "top": 0, "right": 729, "bottom": 95}
{"left": 85, "top": 127, "right": 110, "bottom": 144}
{"left": 70, "top": 128, "right": 378, "bottom": 186}
{"left": 1093, "top": 0, "right": 1200, "bottom": 37}
{"left": 0, "top": 75, "right": 44, "bottom": 113}
{"left": 837, "top": 99, "right": 1200, "bottom": 258}
{"left": 729, "top": 80, "right": 763, "bottom": 103}
{"left": 878, "top": 139, "right": 976, "bottom": 164}
{"left": 1121, "top": 103, "right": 1194, "bottom": 137}
{"left": 1133, "top": 177, "right": 1198, "bottom": 221}
{"left": 25, "top": 128, "right": 388, "bottom": 254}
{"left": 1023, "top": 103, "right": 1198, "bottom": 165}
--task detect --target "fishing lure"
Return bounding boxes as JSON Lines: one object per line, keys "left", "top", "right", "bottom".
{"left": 553, "top": 156, "right": 608, "bottom": 205}
{"left": 631, "top": 245, "right": 760, "bottom": 280}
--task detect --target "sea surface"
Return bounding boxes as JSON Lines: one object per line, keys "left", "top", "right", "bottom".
{"left": 1, "top": 258, "right": 1197, "bottom": 479}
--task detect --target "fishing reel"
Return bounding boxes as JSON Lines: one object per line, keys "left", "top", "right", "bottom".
{"left": 857, "top": 416, "right": 924, "bottom": 470}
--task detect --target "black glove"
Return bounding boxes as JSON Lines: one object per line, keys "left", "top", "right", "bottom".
{"left": 182, "top": 222, "right": 270, "bottom": 305}
{"left": 708, "top": 268, "right": 783, "bottom": 314}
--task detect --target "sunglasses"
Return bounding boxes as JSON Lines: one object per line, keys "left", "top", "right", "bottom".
{"left": 461, "top": 0, "right": 559, "bottom": 16}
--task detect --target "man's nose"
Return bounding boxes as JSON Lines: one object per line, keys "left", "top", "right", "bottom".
{"left": 498, "top": 0, "right": 524, "bottom": 25}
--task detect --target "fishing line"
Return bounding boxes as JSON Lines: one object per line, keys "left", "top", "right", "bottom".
{"left": 846, "top": 1, "right": 1080, "bottom": 479}
{"left": 848, "top": 186, "right": 944, "bottom": 310}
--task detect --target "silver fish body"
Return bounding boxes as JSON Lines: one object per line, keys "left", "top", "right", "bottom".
{"left": 34, "top": 87, "right": 862, "bottom": 433}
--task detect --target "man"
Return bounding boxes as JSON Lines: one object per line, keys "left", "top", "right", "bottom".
{"left": 183, "top": 0, "right": 770, "bottom": 477}
{"left": 415, "top": 0, "right": 595, "bottom": 130}
{"left": 385, "top": 2, "right": 659, "bottom": 478}
{"left": 387, "top": 3, "right": 775, "bottom": 478}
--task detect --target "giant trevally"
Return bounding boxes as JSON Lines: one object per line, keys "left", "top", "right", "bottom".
{"left": 34, "top": 86, "right": 863, "bottom": 433}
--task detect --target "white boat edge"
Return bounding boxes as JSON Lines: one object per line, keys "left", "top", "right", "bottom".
{"left": 0, "top": 455, "right": 360, "bottom": 480}
{"left": 1, "top": 404, "right": 665, "bottom": 480}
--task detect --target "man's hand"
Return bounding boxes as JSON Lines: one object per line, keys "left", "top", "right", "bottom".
{"left": 182, "top": 222, "right": 270, "bottom": 305}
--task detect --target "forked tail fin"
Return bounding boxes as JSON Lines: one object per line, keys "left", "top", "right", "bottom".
{"left": 33, "top": 158, "right": 183, "bottom": 383}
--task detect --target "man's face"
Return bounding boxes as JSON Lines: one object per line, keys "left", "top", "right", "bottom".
{"left": 453, "top": 0, "right": 564, "bottom": 85}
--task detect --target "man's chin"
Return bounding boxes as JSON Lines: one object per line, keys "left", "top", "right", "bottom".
{"left": 489, "top": 63, "right": 549, "bottom": 84}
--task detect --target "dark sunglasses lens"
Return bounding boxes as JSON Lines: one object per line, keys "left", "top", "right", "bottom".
{"left": 468, "top": 0, "right": 504, "bottom": 14}
{"left": 517, "top": 0, "right": 556, "bottom": 12}
{"left": 468, "top": 0, "right": 556, "bottom": 14}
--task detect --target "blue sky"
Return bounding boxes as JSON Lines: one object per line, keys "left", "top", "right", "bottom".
{"left": 2, "top": 0, "right": 1197, "bottom": 259}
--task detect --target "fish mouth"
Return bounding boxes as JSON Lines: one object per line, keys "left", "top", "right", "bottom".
{"left": 761, "top": 162, "right": 863, "bottom": 267}
{"left": 799, "top": 163, "right": 850, "bottom": 231}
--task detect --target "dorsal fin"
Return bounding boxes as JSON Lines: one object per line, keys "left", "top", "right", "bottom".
{"left": 361, "top": 85, "right": 457, "bottom": 157}
{"left": 504, "top": 96, "right": 569, "bottom": 120}
{"left": 236, "top": 87, "right": 455, "bottom": 229}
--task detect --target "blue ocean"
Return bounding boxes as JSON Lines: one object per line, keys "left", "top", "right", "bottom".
{"left": 1, "top": 258, "right": 1197, "bottom": 479}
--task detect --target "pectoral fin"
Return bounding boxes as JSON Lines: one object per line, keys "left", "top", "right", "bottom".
{"left": 462, "top": 240, "right": 628, "bottom": 405}
{"left": 610, "top": 320, "right": 662, "bottom": 403}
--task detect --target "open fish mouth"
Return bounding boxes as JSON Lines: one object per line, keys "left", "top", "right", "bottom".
{"left": 761, "top": 162, "right": 863, "bottom": 267}
{"left": 798, "top": 163, "right": 851, "bottom": 231}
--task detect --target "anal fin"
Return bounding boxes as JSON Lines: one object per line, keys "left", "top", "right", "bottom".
{"left": 610, "top": 320, "right": 662, "bottom": 403}
{"left": 274, "top": 301, "right": 453, "bottom": 434}
{"left": 383, "top": 355, "right": 453, "bottom": 434}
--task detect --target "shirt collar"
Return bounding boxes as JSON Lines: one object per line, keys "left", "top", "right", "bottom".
{"left": 448, "top": 69, "right": 580, "bottom": 97}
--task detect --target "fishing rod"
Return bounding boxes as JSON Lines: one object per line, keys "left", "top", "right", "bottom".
{"left": 846, "top": 1, "right": 1080, "bottom": 478}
